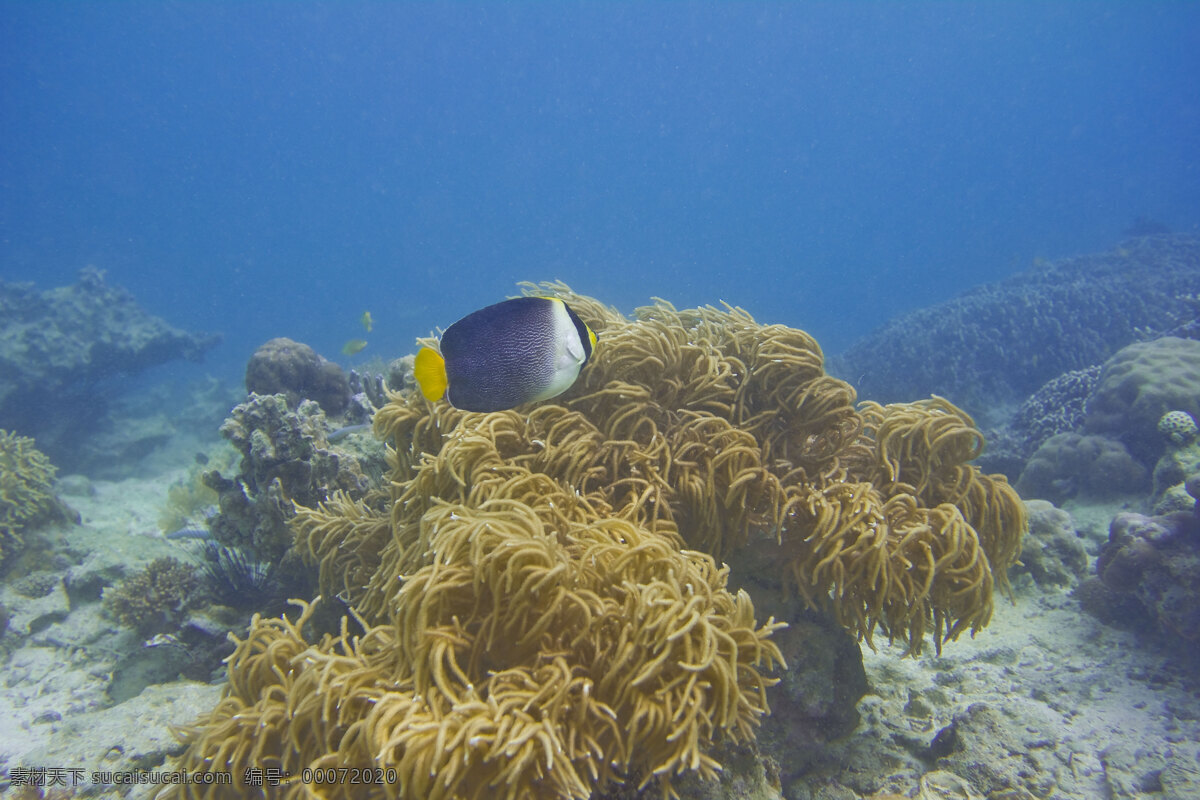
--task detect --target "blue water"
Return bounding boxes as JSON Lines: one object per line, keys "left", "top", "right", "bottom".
{"left": 2, "top": 2, "right": 1198, "bottom": 380}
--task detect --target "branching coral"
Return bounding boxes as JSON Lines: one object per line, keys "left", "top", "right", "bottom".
{"left": 167, "top": 283, "right": 1025, "bottom": 799}
{"left": 103, "top": 556, "right": 202, "bottom": 634}
{"left": 0, "top": 429, "right": 62, "bottom": 567}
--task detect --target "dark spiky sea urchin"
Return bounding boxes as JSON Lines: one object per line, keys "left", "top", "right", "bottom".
{"left": 199, "top": 541, "right": 284, "bottom": 613}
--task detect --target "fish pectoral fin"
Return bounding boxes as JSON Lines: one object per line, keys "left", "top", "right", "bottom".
{"left": 565, "top": 332, "right": 586, "bottom": 363}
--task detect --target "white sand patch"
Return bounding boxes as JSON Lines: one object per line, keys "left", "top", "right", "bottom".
{"left": 837, "top": 583, "right": 1200, "bottom": 799}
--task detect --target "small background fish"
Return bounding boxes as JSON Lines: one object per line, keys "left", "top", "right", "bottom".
{"left": 342, "top": 338, "right": 368, "bottom": 356}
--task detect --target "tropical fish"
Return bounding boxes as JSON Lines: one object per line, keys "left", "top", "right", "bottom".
{"left": 327, "top": 422, "right": 372, "bottom": 442}
{"left": 361, "top": 310, "right": 374, "bottom": 333}
{"left": 165, "top": 527, "right": 213, "bottom": 541}
{"left": 414, "top": 296, "right": 597, "bottom": 412}
{"left": 342, "top": 338, "right": 368, "bottom": 356}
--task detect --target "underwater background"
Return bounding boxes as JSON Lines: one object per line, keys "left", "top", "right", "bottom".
{"left": 4, "top": 4, "right": 1200, "bottom": 800}
{"left": 3, "top": 2, "right": 1198, "bottom": 373}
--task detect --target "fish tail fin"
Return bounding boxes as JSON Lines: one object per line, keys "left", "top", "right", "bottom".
{"left": 413, "top": 347, "right": 449, "bottom": 402}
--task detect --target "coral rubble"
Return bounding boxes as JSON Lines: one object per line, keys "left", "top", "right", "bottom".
{"left": 166, "top": 285, "right": 1025, "bottom": 799}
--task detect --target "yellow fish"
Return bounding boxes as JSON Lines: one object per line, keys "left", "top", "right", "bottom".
{"left": 342, "top": 339, "right": 368, "bottom": 356}
{"left": 361, "top": 311, "right": 374, "bottom": 333}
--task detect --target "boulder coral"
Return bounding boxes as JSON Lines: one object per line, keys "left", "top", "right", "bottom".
{"left": 245, "top": 337, "right": 351, "bottom": 416}
{"left": 1085, "top": 336, "right": 1200, "bottom": 462}
{"left": 1095, "top": 510, "right": 1200, "bottom": 642}
{"left": 165, "top": 285, "right": 1025, "bottom": 800}
{"left": 1015, "top": 432, "right": 1148, "bottom": 504}
{"left": 973, "top": 364, "right": 1102, "bottom": 481}
{"left": 1014, "top": 500, "right": 1089, "bottom": 588}
{"left": 1149, "top": 431, "right": 1200, "bottom": 514}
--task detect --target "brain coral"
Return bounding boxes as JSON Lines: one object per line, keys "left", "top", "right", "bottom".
{"left": 1157, "top": 410, "right": 1198, "bottom": 446}
{"left": 1085, "top": 337, "right": 1200, "bottom": 462}
{"left": 1016, "top": 432, "right": 1149, "bottom": 504}
{"left": 166, "top": 284, "right": 1025, "bottom": 800}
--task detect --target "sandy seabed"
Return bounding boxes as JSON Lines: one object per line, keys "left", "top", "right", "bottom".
{"left": 2, "top": 458, "right": 1198, "bottom": 800}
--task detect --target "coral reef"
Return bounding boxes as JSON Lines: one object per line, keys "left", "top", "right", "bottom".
{"left": 202, "top": 393, "right": 387, "bottom": 561}
{"left": 1157, "top": 410, "right": 1197, "bottom": 446}
{"left": 831, "top": 234, "right": 1200, "bottom": 414}
{"left": 102, "top": 556, "right": 203, "bottom": 635}
{"left": 0, "top": 429, "right": 73, "bottom": 568}
{"left": 989, "top": 338, "right": 1200, "bottom": 497}
{"left": 1150, "top": 426, "right": 1200, "bottom": 514}
{"left": 1092, "top": 510, "right": 1200, "bottom": 642}
{"left": 245, "top": 337, "right": 351, "bottom": 416}
{"left": 755, "top": 608, "right": 867, "bottom": 783}
{"left": 167, "top": 285, "right": 1024, "bottom": 799}
{"left": 1015, "top": 432, "right": 1148, "bottom": 504}
{"left": 1084, "top": 336, "right": 1200, "bottom": 462}
{"left": 345, "top": 355, "right": 415, "bottom": 423}
{"left": 158, "top": 466, "right": 220, "bottom": 535}
{"left": 0, "top": 267, "right": 220, "bottom": 464}
{"left": 976, "top": 365, "right": 1103, "bottom": 481}
{"left": 1013, "top": 500, "right": 1089, "bottom": 588}
{"left": 996, "top": 366, "right": 1101, "bottom": 463}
